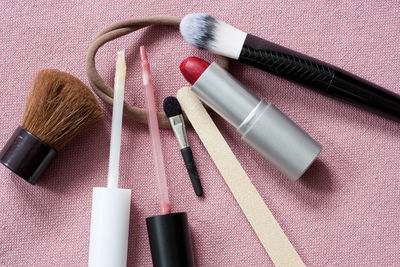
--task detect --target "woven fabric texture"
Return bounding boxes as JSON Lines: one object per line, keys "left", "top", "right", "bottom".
{"left": 0, "top": 1, "right": 399, "bottom": 266}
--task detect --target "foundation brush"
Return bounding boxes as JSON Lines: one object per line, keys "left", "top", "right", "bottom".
{"left": 163, "top": 96, "right": 203, "bottom": 196}
{"left": 180, "top": 13, "right": 400, "bottom": 120}
{"left": 0, "top": 69, "right": 103, "bottom": 184}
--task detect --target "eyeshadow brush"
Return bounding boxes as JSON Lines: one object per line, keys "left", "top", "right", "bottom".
{"left": 163, "top": 96, "right": 203, "bottom": 196}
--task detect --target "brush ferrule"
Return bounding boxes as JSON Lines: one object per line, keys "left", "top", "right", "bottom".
{"left": 180, "top": 14, "right": 247, "bottom": 59}
{"left": 210, "top": 20, "right": 247, "bottom": 59}
{"left": 169, "top": 115, "right": 189, "bottom": 149}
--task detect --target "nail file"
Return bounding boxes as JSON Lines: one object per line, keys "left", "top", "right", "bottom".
{"left": 177, "top": 87, "right": 305, "bottom": 267}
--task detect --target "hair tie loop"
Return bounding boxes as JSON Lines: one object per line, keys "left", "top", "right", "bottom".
{"left": 86, "top": 15, "right": 230, "bottom": 128}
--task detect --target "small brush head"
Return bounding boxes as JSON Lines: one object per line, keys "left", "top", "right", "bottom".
{"left": 180, "top": 13, "right": 247, "bottom": 59}
{"left": 180, "top": 13, "right": 217, "bottom": 50}
{"left": 163, "top": 96, "right": 182, "bottom": 118}
{"left": 21, "top": 69, "right": 103, "bottom": 151}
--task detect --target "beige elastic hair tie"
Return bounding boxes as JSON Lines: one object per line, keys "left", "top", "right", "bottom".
{"left": 177, "top": 87, "right": 305, "bottom": 267}
{"left": 86, "top": 15, "right": 230, "bottom": 128}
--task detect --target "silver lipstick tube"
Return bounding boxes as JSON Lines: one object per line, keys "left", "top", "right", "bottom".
{"left": 191, "top": 62, "right": 322, "bottom": 181}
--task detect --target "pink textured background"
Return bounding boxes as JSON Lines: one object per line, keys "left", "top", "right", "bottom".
{"left": 0, "top": 1, "right": 399, "bottom": 266}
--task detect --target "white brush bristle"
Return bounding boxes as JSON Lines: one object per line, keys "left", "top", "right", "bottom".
{"left": 180, "top": 13, "right": 247, "bottom": 59}
{"left": 180, "top": 13, "right": 214, "bottom": 49}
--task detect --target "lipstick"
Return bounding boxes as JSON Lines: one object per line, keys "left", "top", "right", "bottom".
{"left": 180, "top": 57, "right": 322, "bottom": 181}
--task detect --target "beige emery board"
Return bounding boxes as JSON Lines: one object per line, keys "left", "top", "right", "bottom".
{"left": 177, "top": 87, "right": 305, "bottom": 267}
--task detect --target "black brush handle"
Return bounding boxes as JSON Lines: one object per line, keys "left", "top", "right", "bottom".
{"left": 181, "top": 147, "right": 203, "bottom": 196}
{"left": 239, "top": 34, "right": 400, "bottom": 120}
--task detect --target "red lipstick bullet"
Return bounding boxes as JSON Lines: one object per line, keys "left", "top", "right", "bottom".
{"left": 180, "top": 57, "right": 210, "bottom": 84}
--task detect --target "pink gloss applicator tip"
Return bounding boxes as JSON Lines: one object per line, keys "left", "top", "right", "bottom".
{"left": 160, "top": 201, "right": 171, "bottom": 215}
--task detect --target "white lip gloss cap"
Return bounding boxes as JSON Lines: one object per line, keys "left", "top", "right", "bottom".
{"left": 88, "top": 187, "right": 131, "bottom": 267}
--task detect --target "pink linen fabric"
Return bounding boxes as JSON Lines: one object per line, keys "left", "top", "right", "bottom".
{"left": 0, "top": 1, "right": 399, "bottom": 266}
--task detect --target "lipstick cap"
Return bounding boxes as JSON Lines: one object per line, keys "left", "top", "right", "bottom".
{"left": 237, "top": 101, "right": 321, "bottom": 180}
{"left": 192, "top": 62, "right": 321, "bottom": 180}
{"left": 146, "top": 212, "right": 194, "bottom": 267}
{"left": 88, "top": 187, "right": 132, "bottom": 267}
{"left": 0, "top": 126, "right": 56, "bottom": 184}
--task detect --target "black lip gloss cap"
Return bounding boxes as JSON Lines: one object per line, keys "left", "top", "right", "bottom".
{"left": 146, "top": 212, "right": 195, "bottom": 267}
{"left": 0, "top": 126, "right": 56, "bottom": 184}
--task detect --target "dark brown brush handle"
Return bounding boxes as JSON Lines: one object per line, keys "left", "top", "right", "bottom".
{"left": 0, "top": 126, "right": 56, "bottom": 184}
{"left": 181, "top": 147, "right": 203, "bottom": 196}
{"left": 239, "top": 34, "right": 400, "bottom": 120}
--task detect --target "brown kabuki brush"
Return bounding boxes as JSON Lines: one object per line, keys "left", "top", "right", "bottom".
{"left": 0, "top": 69, "right": 103, "bottom": 184}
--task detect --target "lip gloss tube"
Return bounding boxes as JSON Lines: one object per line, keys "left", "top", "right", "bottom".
{"left": 181, "top": 57, "right": 322, "bottom": 181}
{"left": 141, "top": 46, "right": 195, "bottom": 267}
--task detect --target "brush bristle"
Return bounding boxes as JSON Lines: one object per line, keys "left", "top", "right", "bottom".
{"left": 180, "top": 13, "right": 247, "bottom": 59}
{"left": 180, "top": 13, "right": 217, "bottom": 49}
{"left": 21, "top": 69, "right": 103, "bottom": 151}
{"left": 163, "top": 96, "right": 182, "bottom": 118}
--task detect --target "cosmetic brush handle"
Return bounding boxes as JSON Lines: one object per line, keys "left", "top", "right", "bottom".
{"left": 180, "top": 147, "right": 203, "bottom": 196}
{"left": 240, "top": 34, "right": 400, "bottom": 119}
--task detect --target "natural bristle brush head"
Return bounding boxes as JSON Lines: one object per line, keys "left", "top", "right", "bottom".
{"left": 0, "top": 69, "right": 103, "bottom": 184}
{"left": 22, "top": 69, "right": 103, "bottom": 151}
{"left": 163, "top": 96, "right": 182, "bottom": 118}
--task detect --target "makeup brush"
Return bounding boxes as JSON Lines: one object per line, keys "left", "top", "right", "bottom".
{"left": 163, "top": 96, "right": 203, "bottom": 196}
{"left": 0, "top": 69, "right": 103, "bottom": 184}
{"left": 180, "top": 13, "right": 400, "bottom": 120}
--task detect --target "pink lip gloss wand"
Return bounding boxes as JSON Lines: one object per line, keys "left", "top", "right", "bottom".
{"left": 140, "top": 46, "right": 195, "bottom": 267}
{"left": 141, "top": 45, "right": 171, "bottom": 215}
{"left": 88, "top": 50, "right": 132, "bottom": 267}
